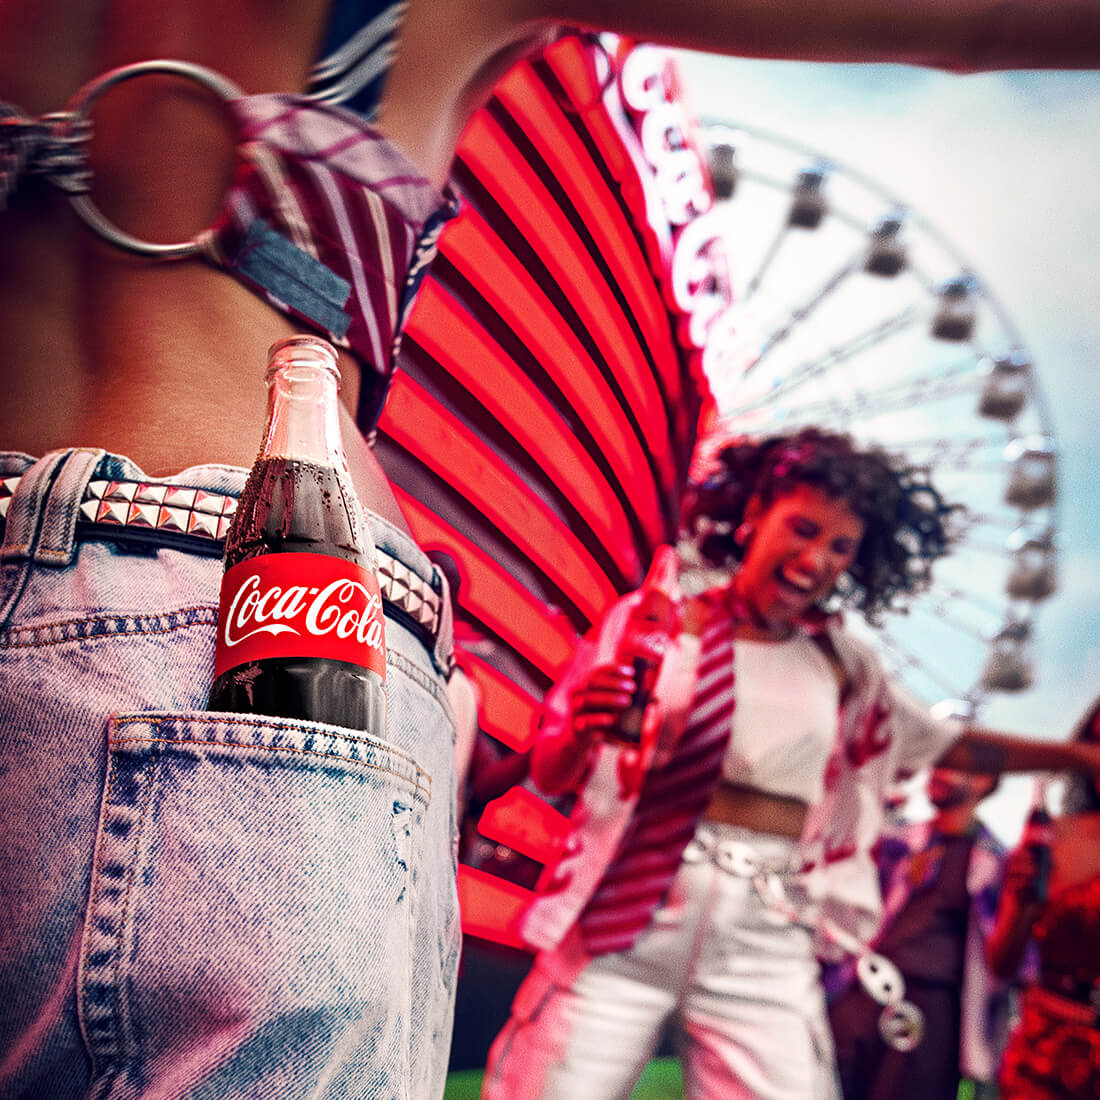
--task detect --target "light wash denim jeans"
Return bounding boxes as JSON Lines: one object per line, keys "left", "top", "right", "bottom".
{"left": 0, "top": 448, "right": 459, "bottom": 1100}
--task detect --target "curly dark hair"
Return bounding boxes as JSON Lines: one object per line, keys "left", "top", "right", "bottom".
{"left": 681, "top": 426, "right": 960, "bottom": 621}
{"left": 1062, "top": 697, "right": 1100, "bottom": 815}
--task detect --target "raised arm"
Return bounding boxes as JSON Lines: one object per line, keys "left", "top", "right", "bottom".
{"left": 985, "top": 841, "right": 1046, "bottom": 978}
{"left": 937, "top": 727, "right": 1100, "bottom": 776}
{"left": 523, "top": 0, "right": 1100, "bottom": 72}
{"left": 381, "top": 0, "right": 1100, "bottom": 186}
{"left": 531, "top": 651, "right": 636, "bottom": 795}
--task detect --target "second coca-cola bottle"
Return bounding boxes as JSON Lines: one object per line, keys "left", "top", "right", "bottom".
{"left": 208, "top": 335, "right": 386, "bottom": 732}
{"left": 1022, "top": 777, "right": 1054, "bottom": 903}
{"left": 609, "top": 545, "right": 680, "bottom": 745}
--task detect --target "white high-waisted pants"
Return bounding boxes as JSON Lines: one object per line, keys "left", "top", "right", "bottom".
{"left": 483, "top": 823, "right": 838, "bottom": 1100}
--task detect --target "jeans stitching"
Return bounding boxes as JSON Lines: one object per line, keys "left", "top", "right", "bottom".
{"left": 0, "top": 607, "right": 217, "bottom": 647}
{"left": 114, "top": 712, "right": 431, "bottom": 785}
{"left": 388, "top": 647, "right": 445, "bottom": 700}
{"left": 109, "top": 735, "right": 432, "bottom": 798}
{"left": 112, "top": 751, "right": 159, "bottom": 1064}
{"left": 79, "top": 747, "right": 124, "bottom": 1076}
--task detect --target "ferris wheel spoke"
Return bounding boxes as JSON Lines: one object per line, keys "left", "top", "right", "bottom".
{"left": 743, "top": 220, "right": 792, "bottom": 301}
{"left": 742, "top": 252, "right": 863, "bottom": 377}
{"left": 919, "top": 584, "right": 1007, "bottom": 633}
{"left": 956, "top": 510, "right": 1048, "bottom": 537}
{"left": 894, "top": 436, "right": 1011, "bottom": 469}
{"left": 728, "top": 303, "right": 925, "bottom": 413}
{"left": 773, "top": 371, "right": 984, "bottom": 424}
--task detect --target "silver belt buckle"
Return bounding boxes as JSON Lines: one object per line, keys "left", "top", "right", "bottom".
{"left": 683, "top": 828, "right": 716, "bottom": 864}
{"left": 715, "top": 839, "right": 762, "bottom": 878}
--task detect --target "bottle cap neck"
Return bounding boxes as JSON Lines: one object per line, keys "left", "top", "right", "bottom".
{"left": 260, "top": 336, "right": 345, "bottom": 466}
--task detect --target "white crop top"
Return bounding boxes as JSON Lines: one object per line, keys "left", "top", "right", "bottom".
{"left": 721, "top": 632, "right": 840, "bottom": 805}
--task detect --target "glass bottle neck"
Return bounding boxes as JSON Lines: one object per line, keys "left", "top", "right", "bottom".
{"left": 260, "top": 343, "right": 345, "bottom": 467}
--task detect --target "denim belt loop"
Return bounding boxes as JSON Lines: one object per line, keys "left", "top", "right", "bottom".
{"left": 34, "top": 448, "right": 105, "bottom": 566}
{"left": 429, "top": 563, "right": 455, "bottom": 679}
{"left": 0, "top": 450, "right": 72, "bottom": 563}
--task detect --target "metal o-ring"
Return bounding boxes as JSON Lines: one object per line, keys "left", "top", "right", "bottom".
{"left": 65, "top": 59, "right": 243, "bottom": 259}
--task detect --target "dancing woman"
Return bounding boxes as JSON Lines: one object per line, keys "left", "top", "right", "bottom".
{"left": 484, "top": 428, "right": 1100, "bottom": 1099}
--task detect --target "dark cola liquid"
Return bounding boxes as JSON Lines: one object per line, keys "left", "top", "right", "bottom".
{"left": 208, "top": 457, "right": 386, "bottom": 731}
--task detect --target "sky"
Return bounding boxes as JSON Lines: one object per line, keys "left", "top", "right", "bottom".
{"left": 670, "top": 52, "right": 1100, "bottom": 841}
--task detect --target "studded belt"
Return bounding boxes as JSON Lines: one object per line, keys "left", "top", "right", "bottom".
{"left": 0, "top": 473, "right": 447, "bottom": 658}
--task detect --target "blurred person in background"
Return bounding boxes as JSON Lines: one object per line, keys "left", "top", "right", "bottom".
{"left": 988, "top": 696, "right": 1100, "bottom": 1100}
{"left": 828, "top": 765, "right": 1025, "bottom": 1100}
{"left": 483, "top": 428, "right": 1100, "bottom": 1099}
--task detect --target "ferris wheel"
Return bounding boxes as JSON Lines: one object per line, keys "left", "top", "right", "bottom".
{"left": 694, "top": 119, "right": 1059, "bottom": 719}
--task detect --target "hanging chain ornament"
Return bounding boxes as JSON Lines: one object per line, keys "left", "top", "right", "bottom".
{"left": 753, "top": 871, "right": 926, "bottom": 1052}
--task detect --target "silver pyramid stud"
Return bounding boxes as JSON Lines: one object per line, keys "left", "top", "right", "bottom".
{"left": 163, "top": 487, "right": 197, "bottom": 509}
{"left": 98, "top": 499, "right": 131, "bottom": 524}
{"left": 188, "top": 510, "right": 220, "bottom": 538}
{"left": 157, "top": 506, "right": 191, "bottom": 533}
{"left": 134, "top": 482, "right": 168, "bottom": 505}
{"left": 103, "top": 480, "right": 138, "bottom": 502}
{"left": 193, "top": 490, "right": 223, "bottom": 514}
{"left": 126, "top": 502, "right": 161, "bottom": 528}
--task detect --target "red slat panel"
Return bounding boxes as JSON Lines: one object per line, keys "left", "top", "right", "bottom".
{"left": 478, "top": 787, "right": 571, "bottom": 865}
{"left": 395, "top": 489, "right": 577, "bottom": 679}
{"left": 459, "top": 651, "right": 542, "bottom": 752}
{"left": 382, "top": 377, "right": 616, "bottom": 623}
{"left": 409, "top": 281, "right": 641, "bottom": 577}
{"left": 457, "top": 865, "right": 534, "bottom": 949}
{"left": 459, "top": 111, "right": 676, "bottom": 490}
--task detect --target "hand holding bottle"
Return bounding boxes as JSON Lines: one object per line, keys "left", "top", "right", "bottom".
{"left": 569, "top": 662, "right": 638, "bottom": 746}
{"left": 604, "top": 545, "right": 680, "bottom": 747}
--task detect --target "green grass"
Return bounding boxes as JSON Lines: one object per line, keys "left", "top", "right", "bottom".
{"left": 444, "top": 1058, "right": 685, "bottom": 1099}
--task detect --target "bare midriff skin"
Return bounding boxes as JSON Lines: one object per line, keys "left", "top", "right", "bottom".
{"left": 5, "top": 0, "right": 1099, "bottom": 533}
{"left": 0, "top": 2, "right": 405, "bottom": 507}
{"left": 0, "top": 2, "right": 552, "bottom": 532}
{"left": 702, "top": 781, "right": 809, "bottom": 839}
{"left": 697, "top": 624, "right": 846, "bottom": 838}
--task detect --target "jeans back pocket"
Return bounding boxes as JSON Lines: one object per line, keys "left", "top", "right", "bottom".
{"left": 79, "top": 711, "right": 430, "bottom": 1100}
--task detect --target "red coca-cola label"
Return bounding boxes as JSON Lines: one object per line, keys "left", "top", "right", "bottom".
{"left": 214, "top": 552, "right": 386, "bottom": 679}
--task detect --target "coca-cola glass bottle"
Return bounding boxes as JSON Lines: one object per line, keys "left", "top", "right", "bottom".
{"left": 1022, "top": 776, "right": 1054, "bottom": 903}
{"left": 208, "top": 335, "right": 386, "bottom": 732}
{"left": 609, "top": 545, "right": 680, "bottom": 745}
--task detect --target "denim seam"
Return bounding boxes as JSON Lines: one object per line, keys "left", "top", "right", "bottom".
{"left": 0, "top": 606, "right": 218, "bottom": 648}
{"left": 79, "top": 749, "right": 120, "bottom": 1079}
{"left": 112, "top": 753, "right": 159, "bottom": 1065}
{"left": 387, "top": 647, "right": 445, "bottom": 700}
{"left": 109, "top": 735, "right": 432, "bottom": 799}
{"left": 79, "top": 746, "right": 160, "bottom": 1079}
{"left": 114, "top": 712, "right": 430, "bottom": 783}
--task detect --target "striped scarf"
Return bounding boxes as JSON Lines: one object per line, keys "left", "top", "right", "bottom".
{"left": 578, "top": 599, "right": 737, "bottom": 955}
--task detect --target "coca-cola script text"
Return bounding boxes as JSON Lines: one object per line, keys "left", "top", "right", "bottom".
{"left": 214, "top": 552, "right": 386, "bottom": 678}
